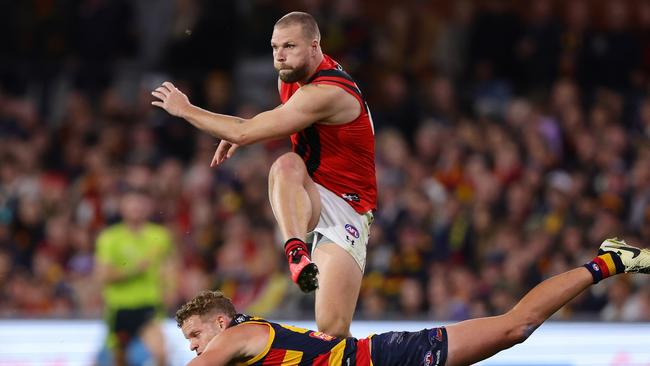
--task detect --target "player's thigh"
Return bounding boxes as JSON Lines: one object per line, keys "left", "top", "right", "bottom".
{"left": 268, "top": 152, "right": 321, "bottom": 230}
{"left": 312, "top": 242, "right": 363, "bottom": 334}
{"left": 303, "top": 175, "right": 322, "bottom": 231}
{"left": 445, "top": 314, "right": 518, "bottom": 366}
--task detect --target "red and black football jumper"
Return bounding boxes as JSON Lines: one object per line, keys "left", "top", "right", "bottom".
{"left": 279, "top": 55, "right": 377, "bottom": 214}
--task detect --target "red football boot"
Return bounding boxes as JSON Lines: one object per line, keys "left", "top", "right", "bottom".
{"left": 285, "top": 238, "right": 319, "bottom": 293}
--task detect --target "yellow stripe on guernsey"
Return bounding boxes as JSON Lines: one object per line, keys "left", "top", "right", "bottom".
{"left": 601, "top": 254, "right": 618, "bottom": 275}
{"left": 280, "top": 324, "right": 310, "bottom": 334}
{"left": 282, "top": 350, "right": 304, "bottom": 365}
{"left": 243, "top": 322, "right": 276, "bottom": 365}
{"left": 328, "top": 340, "right": 347, "bottom": 365}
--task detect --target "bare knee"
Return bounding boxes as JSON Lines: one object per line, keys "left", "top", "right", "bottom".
{"left": 269, "top": 153, "right": 305, "bottom": 182}
{"left": 503, "top": 311, "right": 543, "bottom": 346}
{"left": 316, "top": 314, "right": 351, "bottom": 339}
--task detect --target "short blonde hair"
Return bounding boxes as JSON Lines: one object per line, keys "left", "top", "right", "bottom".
{"left": 175, "top": 290, "right": 236, "bottom": 328}
{"left": 275, "top": 11, "right": 320, "bottom": 41}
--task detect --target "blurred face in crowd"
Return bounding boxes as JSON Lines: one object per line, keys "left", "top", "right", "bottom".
{"left": 271, "top": 24, "right": 319, "bottom": 83}
{"left": 120, "top": 191, "right": 152, "bottom": 227}
{"left": 0, "top": 250, "right": 10, "bottom": 281}
{"left": 181, "top": 313, "right": 228, "bottom": 356}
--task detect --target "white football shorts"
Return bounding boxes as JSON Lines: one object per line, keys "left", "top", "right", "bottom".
{"left": 307, "top": 183, "right": 373, "bottom": 272}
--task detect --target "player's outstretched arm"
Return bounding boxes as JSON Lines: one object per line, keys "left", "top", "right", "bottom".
{"left": 151, "top": 81, "right": 355, "bottom": 146}
{"left": 209, "top": 103, "right": 287, "bottom": 166}
{"left": 187, "top": 324, "right": 269, "bottom": 366}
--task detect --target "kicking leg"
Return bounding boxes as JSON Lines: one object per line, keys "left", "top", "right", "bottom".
{"left": 268, "top": 152, "right": 321, "bottom": 292}
{"left": 268, "top": 152, "right": 321, "bottom": 240}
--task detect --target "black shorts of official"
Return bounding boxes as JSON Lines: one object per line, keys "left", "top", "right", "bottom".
{"left": 108, "top": 306, "right": 158, "bottom": 346}
{"left": 370, "top": 327, "right": 448, "bottom": 366}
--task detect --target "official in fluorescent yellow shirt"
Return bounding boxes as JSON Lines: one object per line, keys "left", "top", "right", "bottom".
{"left": 95, "top": 188, "right": 176, "bottom": 366}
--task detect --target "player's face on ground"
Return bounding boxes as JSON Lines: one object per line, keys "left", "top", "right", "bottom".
{"left": 181, "top": 314, "right": 222, "bottom": 356}
{"left": 271, "top": 24, "right": 314, "bottom": 83}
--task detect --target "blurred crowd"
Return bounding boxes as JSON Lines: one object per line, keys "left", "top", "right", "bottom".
{"left": 2, "top": 0, "right": 650, "bottom": 322}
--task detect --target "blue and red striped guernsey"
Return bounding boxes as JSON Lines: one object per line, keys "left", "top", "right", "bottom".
{"left": 231, "top": 314, "right": 373, "bottom": 366}
{"left": 279, "top": 54, "right": 377, "bottom": 214}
